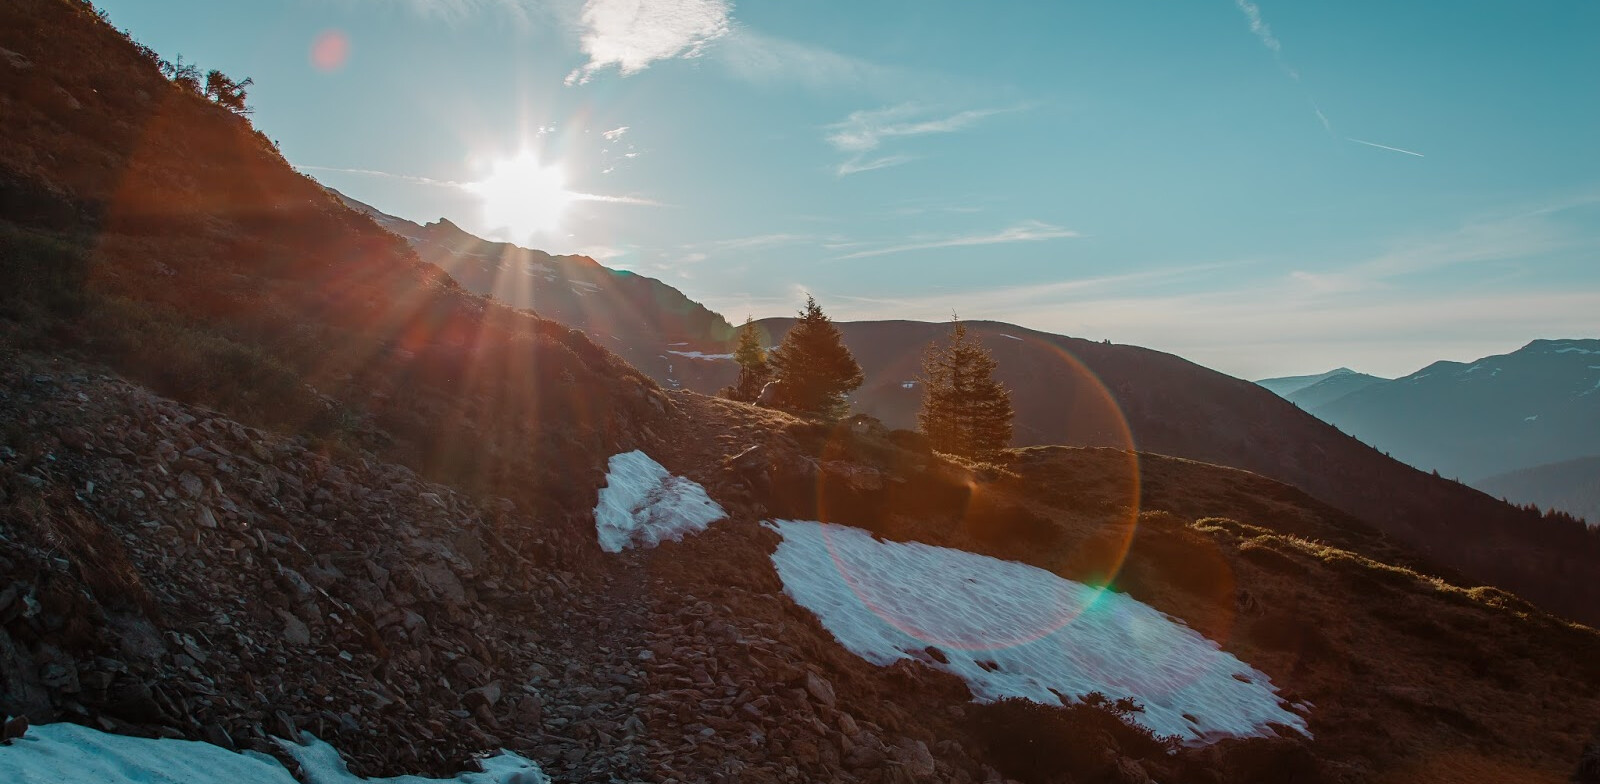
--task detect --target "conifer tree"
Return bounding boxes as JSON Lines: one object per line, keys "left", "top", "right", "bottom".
{"left": 732, "top": 316, "right": 771, "bottom": 402}
{"left": 767, "top": 296, "right": 863, "bottom": 419}
{"left": 918, "top": 318, "right": 1014, "bottom": 459}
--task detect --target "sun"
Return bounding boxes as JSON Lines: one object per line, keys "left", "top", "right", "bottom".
{"left": 466, "top": 153, "right": 574, "bottom": 240}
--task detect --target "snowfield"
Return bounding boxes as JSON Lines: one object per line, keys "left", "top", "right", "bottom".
{"left": 0, "top": 722, "right": 548, "bottom": 784}
{"left": 594, "top": 451, "right": 726, "bottom": 553}
{"left": 766, "top": 520, "right": 1309, "bottom": 741}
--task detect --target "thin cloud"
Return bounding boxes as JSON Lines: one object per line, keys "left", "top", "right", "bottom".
{"left": 693, "top": 233, "right": 820, "bottom": 252}
{"left": 602, "top": 126, "right": 630, "bottom": 141}
{"left": 835, "top": 220, "right": 1079, "bottom": 260}
{"left": 825, "top": 104, "right": 1018, "bottom": 153}
{"left": 1234, "top": 0, "right": 1282, "bottom": 54}
{"left": 837, "top": 154, "right": 917, "bottom": 177}
{"left": 713, "top": 27, "right": 905, "bottom": 93}
{"left": 825, "top": 104, "right": 1025, "bottom": 177}
{"left": 1345, "top": 137, "right": 1425, "bottom": 158}
{"left": 565, "top": 0, "right": 731, "bottom": 85}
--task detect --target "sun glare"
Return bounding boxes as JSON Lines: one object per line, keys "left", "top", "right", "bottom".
{"left": 467, "top": 153, "right": 574, "bottom": 240}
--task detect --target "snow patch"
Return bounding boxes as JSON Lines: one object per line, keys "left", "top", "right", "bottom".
{"left": 1555, "top": 347, "right": 1597, "bottom": 354}
{"left": 0, "top": 722, "right": 548, "bottom": 784}
{"left": 1525, "top": 415, "right": 1539, "bottom": 422}
{"left": 595, "top": 451, "right": 725, "bottom": 553}
{"left": 901, "top": 381, "right": 917, "bottom": 389}
{"left": 766, "top": 520, "right": 1308, "bottom": 741}
{"left": 666, "top": 350, "right": 734, "bottom": 361}
{"left": 998, "top": 334, "right": 1023, "bottom": 341}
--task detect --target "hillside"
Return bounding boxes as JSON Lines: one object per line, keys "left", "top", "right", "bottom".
{"left": 1257, "top": 368, "right": 1363, "bottom": 398}
{"left": 2, "top": 2, "right": 1599, "bottom": 783}
{"left": 733, "top": 318, "right": 1600, "bottom": 626}
{"left": 1282, "top": 371, "right": 1388, "bottom": 410}
{"left": 334, "top": 192, "right": 735, "bottom": 391}
{"left": 1478, "top": 456, "right": 1600, "bottom": 527}
{"left": 1310, "top": 339, "right": 1600, "bottom": 482}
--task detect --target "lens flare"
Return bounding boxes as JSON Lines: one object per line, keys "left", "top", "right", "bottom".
{"left": 310, "top": 30, "right": 350, "bottom": 72}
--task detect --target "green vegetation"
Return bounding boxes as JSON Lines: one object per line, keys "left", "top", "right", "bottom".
{"left": 722, "top": 315, "right": 771, "bottom": 403}
{"left": 767, "top": 295, "right": 863, "bottom": 419}
{"left": 917, "top": 317, "right": 1014, "bottom": 459}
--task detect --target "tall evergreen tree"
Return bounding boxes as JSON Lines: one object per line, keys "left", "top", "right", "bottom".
{"left": 918, "top": 318, "right": 1014, "bottom": 459}
{"left": 731, "top": 316, "right": 771, "bottom": 402}
{"left": 767, "top": 296, "right": 863, "bottom": 419}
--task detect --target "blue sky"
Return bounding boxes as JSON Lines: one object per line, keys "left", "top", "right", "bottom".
{"left": 95, "top": 0, "right": 1600, "bottom": 379}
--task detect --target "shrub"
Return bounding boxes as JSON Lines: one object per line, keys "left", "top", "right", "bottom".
{"left": 0, "top": 223, "right": 89, "bottom": 319}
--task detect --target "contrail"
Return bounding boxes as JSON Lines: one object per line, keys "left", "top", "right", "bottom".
{"left": 1345, "top": 137, "right": 1425, "bottom": 157}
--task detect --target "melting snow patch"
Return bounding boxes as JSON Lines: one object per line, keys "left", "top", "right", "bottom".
{"left": 999, "top": 334, "right": 1023, "bottom": 341}
{"left": 666, "top": 350, "right": 734, "bottom": 361}
{"left": 766, "top": 520, "right": 1308, "bottom": 741}
{"left": 0, "top": 722, "right": 549, "bottom": 784}
{"left": 595, "top": 451, "right": 725, "bottom": 553}
{"left": 1525, "top": 415, "right": 1540, "bottom": 422}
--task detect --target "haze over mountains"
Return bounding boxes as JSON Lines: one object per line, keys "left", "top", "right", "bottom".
{"left": 1256, "top": 341, "right": 1600, "bottom": 523}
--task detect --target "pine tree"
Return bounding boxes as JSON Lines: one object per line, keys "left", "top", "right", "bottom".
{"left": 204, "top": 70, "right": 253, "bottom": 115}
{"left": 731, "top": 316, "right": 771, "bottom": 402}
{"left": 918, "top": 318, "right": 1014, "bottom": 459}
{"left": 767, "top": 296, "right": 863, "bottom": 419}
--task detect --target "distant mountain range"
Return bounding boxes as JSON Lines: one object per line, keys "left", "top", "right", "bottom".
{"left": 1256, "top": 340, "right": 1600, "bottom": 523}
{"left": 1314, "top": 339, "right": 1600, "bottom": 480}
{"left": 1256, "top": 367, "right": 1389, "bottom": 411}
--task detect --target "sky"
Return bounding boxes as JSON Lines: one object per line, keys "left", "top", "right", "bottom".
{"left": 94, "top": 0, "right": 1600, "bottom": 379}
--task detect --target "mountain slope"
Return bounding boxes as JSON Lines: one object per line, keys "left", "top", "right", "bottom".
{"left": 729, "top": 318, "right": 1600, "bottom": 625}
{"left": 1478, "top": 455, "right": 1600, "bottom": 526}
{"left": 1313, "top": 339, "right": 1600, "bottom": 481}
{"left": 335, "top": 192, "right": 735, "bottom": 390}
{"left": 2, "top": 3, "right": 1599, "bottom": 782}
{"left": 1284, "top": 370, "right": 1388, "bottom": 410}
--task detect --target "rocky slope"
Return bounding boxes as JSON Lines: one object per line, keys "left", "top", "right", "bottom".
{"left": 5, "top": 351, "right": 1600, "bottom": 783}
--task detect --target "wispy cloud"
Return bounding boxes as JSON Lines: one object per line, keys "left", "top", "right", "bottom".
{"left": 714, "top": 28, "right": 905, "bottom": 93}
{"left": 836, "top": 154, "right": 917, "bottom": 177}
{"left": 693, "top": 233, "right": 821, "bottom": 252}
{"left": 565, "top": 0, "right": 731, "bottom": 85}
{"left": 826, "top": 104, "right": 1016, "bottom": 153}
{"left": 834, "top": 220, "right": 1079, "bottom": 260}
{"left": 825, "top": 103, "right": 1024, "bottom": 177}
{"left": 1234, "top": 0, "right": 1282, "bottom": 55}
{"left": 1345, "top": 137, "right": 1425, "bottom": 158}
{"left": 601, "top": 125, "right": 629, "bottom": 141}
